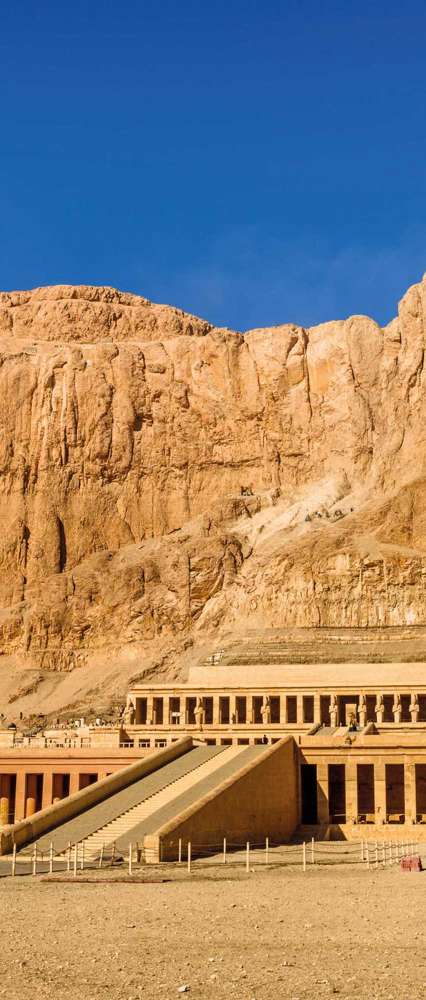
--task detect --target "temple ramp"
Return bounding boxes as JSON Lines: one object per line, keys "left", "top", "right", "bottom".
{"left": 81, "top": 744, "right": 248, "bottom": 858}
{"left": 144, "top": 736, "right": 299, "bottom": 862}
{"left": 19, "top": 743, "right": 225, "bottom": 856}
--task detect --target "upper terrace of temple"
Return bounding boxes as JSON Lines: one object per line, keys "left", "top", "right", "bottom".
{"left": 200, "top": 626, "right": 426, "bottom": 666}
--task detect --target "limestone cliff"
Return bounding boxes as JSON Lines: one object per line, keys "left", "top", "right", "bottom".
{"left": 1, "top": 279, "right": 426, "bottom": 717}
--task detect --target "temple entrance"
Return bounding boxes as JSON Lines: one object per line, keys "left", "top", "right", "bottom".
{"left": 338, "top": 696, "right": 358, "bottom": 726}
{"left": 357, "top": 764, "right": 375, "bottom": 821}
{"left": 329, "top": 764, "right": 346, "bottom": 822}
{"left": 301, "top": 764, "right": 318, "bottom": 823}
{"left": 386, "top": 763, "right": 405, "bottom": 821}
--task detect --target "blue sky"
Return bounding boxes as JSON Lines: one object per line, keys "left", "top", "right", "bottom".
{"left": 1, "top": 0, "right": 426, "bottom": 331}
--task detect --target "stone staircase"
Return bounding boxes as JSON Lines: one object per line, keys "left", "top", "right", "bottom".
{"left": 20, "top": 744, "right": 266, "bottom": 860}
{"left": 81, "top": 744, "right": 241, "bottom": 858}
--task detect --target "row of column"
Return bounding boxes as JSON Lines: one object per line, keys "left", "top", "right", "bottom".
{"left": 0, "top": 770, "right": 110, "bottom": 825}
{"left": 131, "top": 692, "right": 425, "bottom": 726}
{"left": 316, "top": 762, "right": 419, "bottom": 824}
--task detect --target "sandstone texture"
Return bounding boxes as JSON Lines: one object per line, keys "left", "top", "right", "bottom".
{"left": 1, "top": 279, "right": 426, "bottom": 717}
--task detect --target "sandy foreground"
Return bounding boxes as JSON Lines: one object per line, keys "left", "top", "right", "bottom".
{"left": 0, "top": 864, "right": 425, "bottom": 1000}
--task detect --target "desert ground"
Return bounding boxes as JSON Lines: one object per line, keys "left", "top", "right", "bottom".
{"left": 0, "top": 861, "right": 425, "bottom": 1000}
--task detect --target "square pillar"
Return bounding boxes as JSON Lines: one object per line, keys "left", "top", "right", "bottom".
{"left": 69, "top": 772, "right": 80, "bottom": 796}
{"left": 42, "top": 771, "right": 53, "bottom": 810}
{"left": 146, "top": 695, "right": 153, "bottom": 725}
{"left": 212, "top": 695, "right": 220, "bottom": 726}
{"left": 405, "top": 762, "right": 417, "bottom": 824}
{"left": 229, "top": 695, "right": 237, "bottom": 725}
{"left": 14, "top": 771, "right": 26, "bottom": 823}
{"left": 313, "top": 693, "right": 321, "bottom": 724}
{"left": 296, "top": 694, "right": 303, "bottom": 724}
{"left": 317, "top": 762, "right": 329, "bottom": 824}
{"left": 345, "top": 762, "right": 358, "bottom": 824}
{"left": 374, "top": 761, "right": 386, "bottom": 824}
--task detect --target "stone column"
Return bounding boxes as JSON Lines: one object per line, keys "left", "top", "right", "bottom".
{"left": 317, "top": 763, "right": 329, "bottom": 824}
{"left": 405, "top": 762, "right": 417, "bottom": 824}
{"left": 329, "top": 695, "right": 338, "bottom": 728}
{"left": 69, "top": 772, "right": 80, "bottom": 796}
{"left": 42, "top": 771, "right": 53, "bottom": 809}
{"left": 296, "top": 694, "right": 304, "bottom": 725}
{"left": 229, "top": 694, "right": 237, "bottom": 725}
{"left": 212, "top": 695, "right": 220, "bottom": 726}
{"left": 374, "top": 762, "right": 386, "bottom": 824}
{"left": 345, "top": 762, "right": 358, "bottom": 824}
{"left": 146, "top": 695, "right": 154, "bottom": 726}
{"left": 14, "top": 772, "right": 26, "bottom": 823}
{"left": 313, "top": 693, "right": 321, "bottom": 725}
{"left": 393, "top": 694, "right": 401, "bottom": 724}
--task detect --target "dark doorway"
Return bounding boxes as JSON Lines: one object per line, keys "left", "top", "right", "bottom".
{"left": 252, "top": 696, "right": 263, "bottom": 724}
{"left": 203, "top": 698, "right": 213, "bottom": 725}
{"left": 186, "top": 697, "right": 196, "bottom": 724}
{"left": 286, "top": 696, "right": 297, "bottom": 723}
{"left": 401, "top": 695, "right": 411, "bottom": 722}
{"left": 386, "top": 763, "right": 405, "bottom": 820}
{"left": 219, "top": 697, "right": 230, "bottom": 724}
{"left": 270, "top": 696, "right": 280, "bottom": 723}
{"left": 329, "top": 764, "right": 346, "bottom": 822}
{"left": 320, "top": 695, "right": 330, "bottom": 724}
{"left": 153, "top": 697, "right": 163, "bottom": 724}
{"left": 338, "top": 696, "right": 358, "bottom": 726}
{"left": 301, "top": 764, "right": 318, "bottom": 823}
{"left": 366, "top": 695, "right": 376, "bottom": 722}
{"left": 79, "top": 773, "right": 98, "bottom": 790}
{"left": 303, "top": 696, "right": 314, "bottom": 724}
{"left": 383, "top": 695, "right": 393, "bottom": 722}
{"left": 419, "top": 695, "right": 426, "bottom": 722}
{"left": 136, "top": 698, "right": 147, "bottom": 724}
{"left": 169, "top": 697, "right": 180, "bottom": 724}
{"left": 236, "top": 697, "right": 246, "bottom": 724}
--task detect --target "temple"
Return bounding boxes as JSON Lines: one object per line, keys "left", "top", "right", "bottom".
{"left": 1, "top": 628, "right": 426, "bottom": 859}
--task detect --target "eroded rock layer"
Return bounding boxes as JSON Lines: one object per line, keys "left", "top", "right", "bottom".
{"left": 1, "top": 279, "right": 426, "bottom": 715}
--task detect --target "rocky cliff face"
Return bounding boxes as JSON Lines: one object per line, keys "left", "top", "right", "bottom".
{"left": 1, "top": 279, "right": 426, "bottom": 717}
